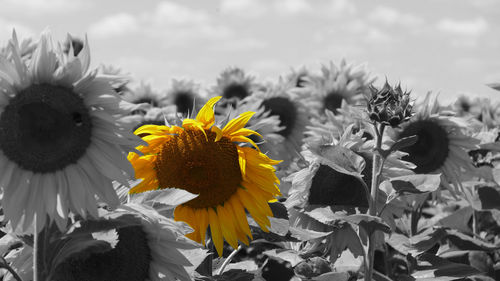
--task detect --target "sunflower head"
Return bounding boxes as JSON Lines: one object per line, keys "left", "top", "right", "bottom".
{"left": 128, "top": 96, "right": 281, "bottom": 255}
{"left": 367, "top": 81, "right": 413, "bottom": 127}
{"left": 211, "top": 67, "right": 258, "bottom": 108}
{"left": 394, "top": 93, "right": 479, "bottom": 193}
{"left": 122, "top": 82, "right": 165, "bottom": 113}
{"left": 0, "top": 31, "right": 144, "bottom": 232}
{"left": 166, "top": 79, "right": 202, "bottom": 116}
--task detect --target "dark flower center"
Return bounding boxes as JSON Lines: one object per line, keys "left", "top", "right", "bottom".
{"left": 459, "top": 100, "right": 470, "bottom": 113}
{"left": 223, "top": 84, "right": 249, "bottom": 101}
{"left": 173, "top": 91, "right": 195, "bottom": 115}
{"left": 0, "top": 84, "right": 92, "bottom": 173}
{"left": 324, "top": 92, "right": 344, "bottom": 114}
{"left": 261, "top": 97, "right": 297, "bottom": 137}
{"left": 399, "top": 120, "right": 449, "bottom": 174}
{"left": 307, "top": 159, "right": 370, "bottom": 208}
{"left": 53, "top": 225, "right": 151, "bottom": 281}
{"left": 156, "top": 129, "right": 242, "bottom": 209}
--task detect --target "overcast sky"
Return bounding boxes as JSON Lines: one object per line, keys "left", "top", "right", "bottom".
{"left": 1, "top": 0, "right": 499, "bottom": 103}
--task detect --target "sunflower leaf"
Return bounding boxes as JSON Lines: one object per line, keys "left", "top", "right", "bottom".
{"left": 289, "top": 226, "right": 332, "bottom": 241}
{"left": 412, "top": 253, "right": 480, "bottom": 280}
{"left": 343, "top": 214, "right": 391, "bottom": 235}
{"left": 316, "top": 145, "right": 365, "bottom": 178}
{"left": 477, "top": 186, "right": 500, "bottom": 210}
{"left": 379, "top": 174, "right": 441, "bottom": 203}
{"left": 444, "top": 229, "right": 500, "bottom": 251}
{"left": 131, "top": 188, "right": 199, "bottom": 209}
{"left": 263, "top": 249, "right": 303, "bottom": 267}
{"left": 387, "top": 135, "right": 418, "bottom": 154}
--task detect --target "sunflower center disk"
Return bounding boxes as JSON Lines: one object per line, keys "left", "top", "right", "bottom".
{"left": 53, "top": 225, "right": 151, "bottom": 281}
{"left": 173, "top": 92, "right": 194, "bottom": 115}
{"left": 324, "top": 92, "right": 344, "bottom": 114}
{"left": 223, "top": 84, "right": 249, "bottom": 100}
{"left": 262, "top": 97, "right": 297, "bottom": 137}
{"left": 155, "top": 129, "right": 242, "bottom": 209}
{"left": 0, "top": 84, "right": 92, "bottom": 173}
{"left": 399, "top": 119, "right": 449, "bottom": 174}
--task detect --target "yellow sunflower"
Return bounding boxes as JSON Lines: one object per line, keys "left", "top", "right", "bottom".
{"left": 128, "top": 96, "right": 282, "bottom": 256}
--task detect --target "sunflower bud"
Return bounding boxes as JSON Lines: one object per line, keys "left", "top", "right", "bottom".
{"left": 367, "top": 81, "right": 413, "bottom": 127}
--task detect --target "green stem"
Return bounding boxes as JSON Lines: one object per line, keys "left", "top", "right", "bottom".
{"left": 216, "top": 245, "right": 242, "bottom": 275}
{"left": 365, "top": 123, "right": 385, "bottom": 281}
{"left": 0, "top": 257, "right": 23, "bottom": 281}
{"left": 33, "top": 217, "right": 38, "bottom": 281}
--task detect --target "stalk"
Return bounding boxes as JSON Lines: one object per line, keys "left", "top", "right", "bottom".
{"left": 365, "top": 123, "right": 385, "bottom": 281}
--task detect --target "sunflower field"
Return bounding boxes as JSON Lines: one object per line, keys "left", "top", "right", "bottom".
{"left": 0, "top": 31, "right": 499, "bottom": 281}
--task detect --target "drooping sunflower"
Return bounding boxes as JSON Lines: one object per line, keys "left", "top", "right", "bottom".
{"left": 0, "top": 31, "right": 143, "bottom": 231}
{"left": 210, "top": 66, "right": 260, "bottom": 108}
{"left": 51, "top": 204, "right": 197, "bottom": 281}
{"left": 128, "top": 96, "right": 281, "bottom": 255}
{"left": 393, "top": 93, "right": 480, "bottom": 194}
{"left": 241, "top": 80, "right": 310, "bottom": 167}
{"left": 165, "top": 79, "right": 204, "bottom": 116}
{"left": 304, "top": 59, "right": 373, "bottom": 118}
{"left": 285, "top": 125, "right": 412, "bottom": 261}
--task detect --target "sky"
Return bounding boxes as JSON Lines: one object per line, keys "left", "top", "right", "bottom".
{"left": 0, "top": 0, "right": 499, "bottom": 104}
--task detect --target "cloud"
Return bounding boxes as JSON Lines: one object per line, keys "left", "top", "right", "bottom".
{"left": 274, "top": 0, "right": 312, "bottom": 15}
{"left": 328, "top": 0, "right": 356, "bottom": 16}
{"left": 209, "top": 38, "right": 267, "bottom": 51}
{"left": 220, "top": 0, "right": 313, "bottom": 18}
{"left": 88, "top": 1, "right": 232, "bottom": 45}
{"left": 437, "top": 17, "right": 489, "bottom": 35}
{"left": 88, "top": 13, "right": 139, "bottom": 38}
{"left": 219, "top": 0, "right": 265, "bottom": 18}
{"left": 0, "top": 0, "right": 85, "bottom": 14}
{"left": 152, "top": 1, "right": 210, "bottom": 25}
{"left": 369, "top": 6, "right": 424, "bottom": 27}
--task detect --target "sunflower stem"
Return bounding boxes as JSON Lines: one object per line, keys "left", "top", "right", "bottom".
{"left": 217, "top": 245, "right": 242, "bottom": 276}
{"left": 365, "top": 123, "right": 385, "bottom": 281}
{"left": 33, "top": 216, "right": 39, "bottom": 281}
{"left": 0, "top": 257, "right": 23, "bottom": 281}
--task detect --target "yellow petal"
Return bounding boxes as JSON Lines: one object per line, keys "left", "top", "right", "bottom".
{"left": 222, "top": 111, "right": 255, "bottom": 136}
{"left": 208, "top": 207, "right": 224, "bottom": 256}
{"left": 134, "top": 124, "right": 170, "bottom": 136}
{"left": 211, "top": 126, "right": 223, "bottom": 142}
{"left": 196, "top": 208, "right": 209, "bottom": 246}
{"left": 196, "top": 96, "right": 221, "bottom": 128}
{"left": 227, "top": 196, "right": 253, "bottom": 242}
{"left": 217, "top": 205, "right": 239, "bottom": 249}
{"left": 231, "top": 136, "right": 260, "bottom": 151}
